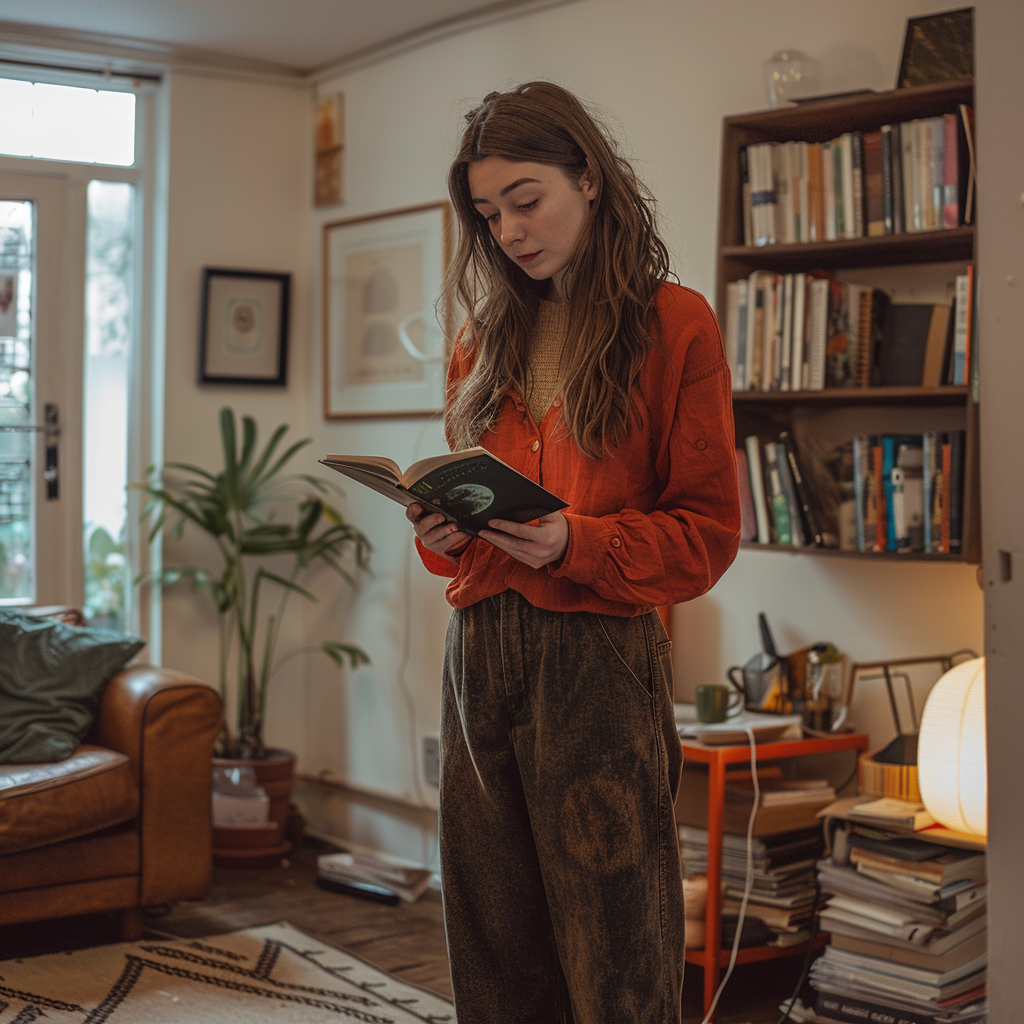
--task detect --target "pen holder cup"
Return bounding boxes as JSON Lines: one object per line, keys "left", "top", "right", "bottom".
{"left": 726, "top": 651, "right": 789, "bottom": 713}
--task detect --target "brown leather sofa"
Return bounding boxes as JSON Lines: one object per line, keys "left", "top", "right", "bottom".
{"left": 0, "top": 665, "right": 222, "bottom": 939}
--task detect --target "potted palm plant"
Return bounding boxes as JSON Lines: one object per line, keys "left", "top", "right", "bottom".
{"left": 137, "top": 407, "right": 370, "bottom": 860}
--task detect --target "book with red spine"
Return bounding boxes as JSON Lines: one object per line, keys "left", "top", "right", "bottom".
{"left": 942, "top": 112, "right": 959, "bottom": 229}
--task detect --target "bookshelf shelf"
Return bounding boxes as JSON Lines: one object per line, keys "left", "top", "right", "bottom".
{"left": 738, "top": 540, "right": 970, "bottom": 562}
{"left": 733, "top": 385, "right": 969, "bottom": 407}
{"left": 721, "top": 225, "right": 973, "bottom": 270}
{"left": 685, "top": 931, "right": 829, "bottom": 970}
{"left": 718, "top": 81, "right": 980, "bottom": 563}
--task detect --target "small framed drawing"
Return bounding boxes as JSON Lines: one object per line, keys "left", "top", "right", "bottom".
{"left": 198, "top": 268, "right": 290, "bottom": 386}
{"left": 897, "top": 7, "right": 973, "bottom": 89}
{"left": 323, "top": 202, "right": 451, "bottom": 419}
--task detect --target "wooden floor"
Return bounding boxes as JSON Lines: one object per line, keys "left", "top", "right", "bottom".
{"left": 1, "top": 835, "right": 805, "bottom": 1023}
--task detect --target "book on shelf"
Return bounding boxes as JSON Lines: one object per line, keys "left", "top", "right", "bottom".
{"left": 725, "top": 275, "right": 971, "bottom": 394}
{"left": 726, "top": 776, "right": 835, "bottom": 807}
{"left": 319, "top": 447, "right": 567, "bottom": 537}
{"left": 762, "top": 441, "right": 792, "bottom": 545}
{"left": 675, "top": 776, "right": 834, "bottom": 836}
{"left": 850, "top": 432, "right": 964, "bottom": 555}
{"left": 678, "top": 822, "right": 823, "bottom": 869}
{"left": 743, "top": 434, "right": 771, "bottom": 545}
{"left": 734, "top": 446, "right": 758, "bottom": 542}
{"left": 876, "top": 303, "right": 951, "bottom": 388}
{"left": 822, "top": 943, "right": 986, "bottom": 994}
{"left": 817, "top": 867, "right": 986, "bottom": 931}
{"left": 951, "top": 266, "right": 974, "bottom": 386}
{"left": 820, "top": 904, "right": 988, "bottom": 958}
{"left": 947, "top": 430, "right": 966, "bottom": 555}
{"left": 737, "top": 433, "right": 827, "bottom": 549}
{"left": 737, "top": 104, "right": 974, "bottom": 250}
{"left": 848, "top": 844, "right": 985, "bottom": 888}
{"left": 812, "top": 951, "right": 985, "bottom": 1007}
{"left": 845, "top": 797, "right": 937, "bottom": 831}
{"left": 863, "top": 129, "right": 885, "bottom": 237}
{"left": 779, "top": 431, "right": 824, "bottom": 547}
{"left": 815, "top": 989, "right": 985, "bottom": 1024}
{"left": 739, "top": 145, "right": 753, "bottom": 247}
{"left": 830, "top": 928, "right": 986, "bottom": 974}
{"left": 721, "top": 897, "right": 812, "bottom": 932}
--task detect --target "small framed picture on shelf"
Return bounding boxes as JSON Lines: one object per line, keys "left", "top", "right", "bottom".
{"left": 322, "top": 202, "right": 451, "bottom": 419}
{"left": 198, "top": 268, "right": 291, "bottom": 386}
{"left": 897, "top": 7, "right": 973, "bottom": 89}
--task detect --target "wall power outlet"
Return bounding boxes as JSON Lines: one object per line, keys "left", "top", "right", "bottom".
{"left": 423, "top": 735, "right": 440, "bottom": 788}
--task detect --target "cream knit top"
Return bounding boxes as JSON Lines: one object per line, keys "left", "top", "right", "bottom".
{"left": 525, "top": 299, "right": 570, "bottom": 425}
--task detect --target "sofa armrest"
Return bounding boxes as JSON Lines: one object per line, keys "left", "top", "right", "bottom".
{"left": 93, "top": 665, "right": 223, "bottom": 905}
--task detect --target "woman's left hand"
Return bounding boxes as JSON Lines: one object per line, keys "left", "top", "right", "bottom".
{"left": 478, "top": 512, "right": 569, "bottom": 569}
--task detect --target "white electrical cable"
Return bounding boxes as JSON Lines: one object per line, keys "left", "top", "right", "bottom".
{"left": 699, "top": 724, "right": 760, "bottom": 1024}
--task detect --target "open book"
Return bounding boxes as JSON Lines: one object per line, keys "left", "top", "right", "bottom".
{"left": 319, "top": 446, "right": 568, "bottom": 536}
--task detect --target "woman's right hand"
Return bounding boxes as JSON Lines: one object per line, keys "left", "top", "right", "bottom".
{"left": 406, "top": 504, "right": 471, "bottom": 565}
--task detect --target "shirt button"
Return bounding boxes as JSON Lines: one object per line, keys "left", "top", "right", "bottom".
{"left": 610, "top": 536, "right": 622, "bottom": 548}
{"left": 553, "top": 398, "right": 561, "bottom": 407}
{"left": 695, "top": 439, "right": 708, "bottom": 450}
{"left": 532, "top": 440, "right": 540, "bottom": 453}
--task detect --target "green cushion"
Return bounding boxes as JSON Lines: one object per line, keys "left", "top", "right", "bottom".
{"left": 0, "top": 610, "right": 145, "bottom": 764}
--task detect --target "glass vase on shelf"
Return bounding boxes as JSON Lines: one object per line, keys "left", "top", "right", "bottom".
{"left": 762, "top": 50, "right": 821, "bottom": 107}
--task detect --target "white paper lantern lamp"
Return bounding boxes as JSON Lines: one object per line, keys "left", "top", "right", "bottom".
{"left": 917, "top": 657, "right": 987, "bottom": 837}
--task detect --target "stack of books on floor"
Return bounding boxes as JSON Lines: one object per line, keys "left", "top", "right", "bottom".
{"left": 810, "top": 817, "right": 987, "bottom": 1024}
{"left": 317, "top": 851, "right": 433, "bottom": 906}
{"left": 676, "top": 765, "right": 836, "bottom": 837}
{"left": 678, "top": 823, "right": 825, "bottom": 948}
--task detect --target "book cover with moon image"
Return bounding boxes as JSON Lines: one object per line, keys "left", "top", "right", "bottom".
{"left": 320, "top": 447, "right": 567, "bottom": 536}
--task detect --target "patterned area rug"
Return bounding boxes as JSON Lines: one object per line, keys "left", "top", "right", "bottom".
{"left": 0, "top": 922, "right": 455, "bottom": 1023}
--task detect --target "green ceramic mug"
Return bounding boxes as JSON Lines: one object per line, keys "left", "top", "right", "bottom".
{"left": 695, "top": 683, "right": 743, "bottom": 724}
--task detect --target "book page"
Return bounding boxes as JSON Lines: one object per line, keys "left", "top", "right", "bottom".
{"left": 400, "top": 446, "right": 513, "bottom": 488}
{"left": 323, "top": 454, "right": 402, "bottom": 483}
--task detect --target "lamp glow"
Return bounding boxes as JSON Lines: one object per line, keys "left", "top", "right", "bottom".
{"left": 917, "top": 657, "right": 987, "bottom": 837}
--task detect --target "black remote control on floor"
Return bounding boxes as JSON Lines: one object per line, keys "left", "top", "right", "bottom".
{"left": 316, "top": 875, "right": 401, "bottom": 906}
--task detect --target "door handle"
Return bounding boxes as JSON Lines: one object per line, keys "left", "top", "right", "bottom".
{"left": 0, "top": 401, "right": 60, "bottom": 500}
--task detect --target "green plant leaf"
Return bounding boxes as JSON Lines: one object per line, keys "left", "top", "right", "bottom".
{"left": 261, "top": 437, "right": 312, "bottom": 486}
{"left": 254, "top": 568, "right": 317, "bottom": 602}
{"left": 220, "top": 407, "right": 240, "bottom": 504}
{"left": 248, "top": 422, "right": 289, "bottom": 482}
{"left": 239, "top": 415, "right": 258, "bottom": 476}
{"left": 321, "top": 641, "right": 371, "bottom": 670}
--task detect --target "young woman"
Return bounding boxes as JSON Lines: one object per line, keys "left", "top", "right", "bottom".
{"left": 407, "top": 81, "right": 741, "bottom": 1023}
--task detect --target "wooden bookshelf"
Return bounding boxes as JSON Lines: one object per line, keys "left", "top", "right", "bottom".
{"left": 717, "top": 81, "right": 980, "bottom": 563}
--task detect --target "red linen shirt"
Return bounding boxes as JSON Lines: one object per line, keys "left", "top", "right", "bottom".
{"left": 416, "top": 283, "right": 741, "bottom": 616}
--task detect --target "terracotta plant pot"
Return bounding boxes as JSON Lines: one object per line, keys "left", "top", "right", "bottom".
{"left": 212, "top": 748, "right": 295, "bottom": 867}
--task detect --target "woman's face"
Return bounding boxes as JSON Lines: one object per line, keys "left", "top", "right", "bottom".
{"left": 467, "top": 156, "right": 597, "bottom": 301}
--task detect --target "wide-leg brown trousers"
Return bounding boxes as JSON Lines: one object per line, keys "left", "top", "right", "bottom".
{"left": 439, "top": 590, "right": 685, "bottom": 1023}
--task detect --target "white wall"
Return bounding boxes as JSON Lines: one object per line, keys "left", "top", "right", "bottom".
{"left": 301, "top": 0, "right": 984, "bottom": 855}
{"left": 975, "top": 1, "right": 1024, "bottom": 1020}
{"left": 159, "top": 72, "right": 314, "bottom": 758}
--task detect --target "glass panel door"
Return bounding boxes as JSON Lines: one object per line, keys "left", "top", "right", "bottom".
{"left": 0, "top": 172, "right": 79, "bottom": 608}
{"left": 0, "top": 199, "right": 33, "bottom": 600}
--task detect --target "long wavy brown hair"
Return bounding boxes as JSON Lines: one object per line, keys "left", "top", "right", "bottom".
{"left": 444, "top": 81, "right": 672, "bottom": 458}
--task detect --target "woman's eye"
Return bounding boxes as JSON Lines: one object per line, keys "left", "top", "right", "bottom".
{"left": 517, "top": 199, "right": 538, "bottom": 211}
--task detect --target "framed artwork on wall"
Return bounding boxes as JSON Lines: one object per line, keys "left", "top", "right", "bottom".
{"left": 897, "top": 7, "right": 973, "bottom": 88}
{"left": 198, "top": 268, "right": 290, "bottom": 385}
{"left": 323, "top": 202, "right": 451, "bottom": 420}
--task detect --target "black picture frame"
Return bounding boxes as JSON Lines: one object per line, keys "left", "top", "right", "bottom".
{"left": 198, "top": 267, "right": 291, "bottom": 386}
{"left": 897, "top": 7, "right": 973, "bottom": 89}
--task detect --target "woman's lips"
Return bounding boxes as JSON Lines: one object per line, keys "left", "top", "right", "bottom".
{"left": 516, "top": 251, "right": 541, "bottom": 264}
